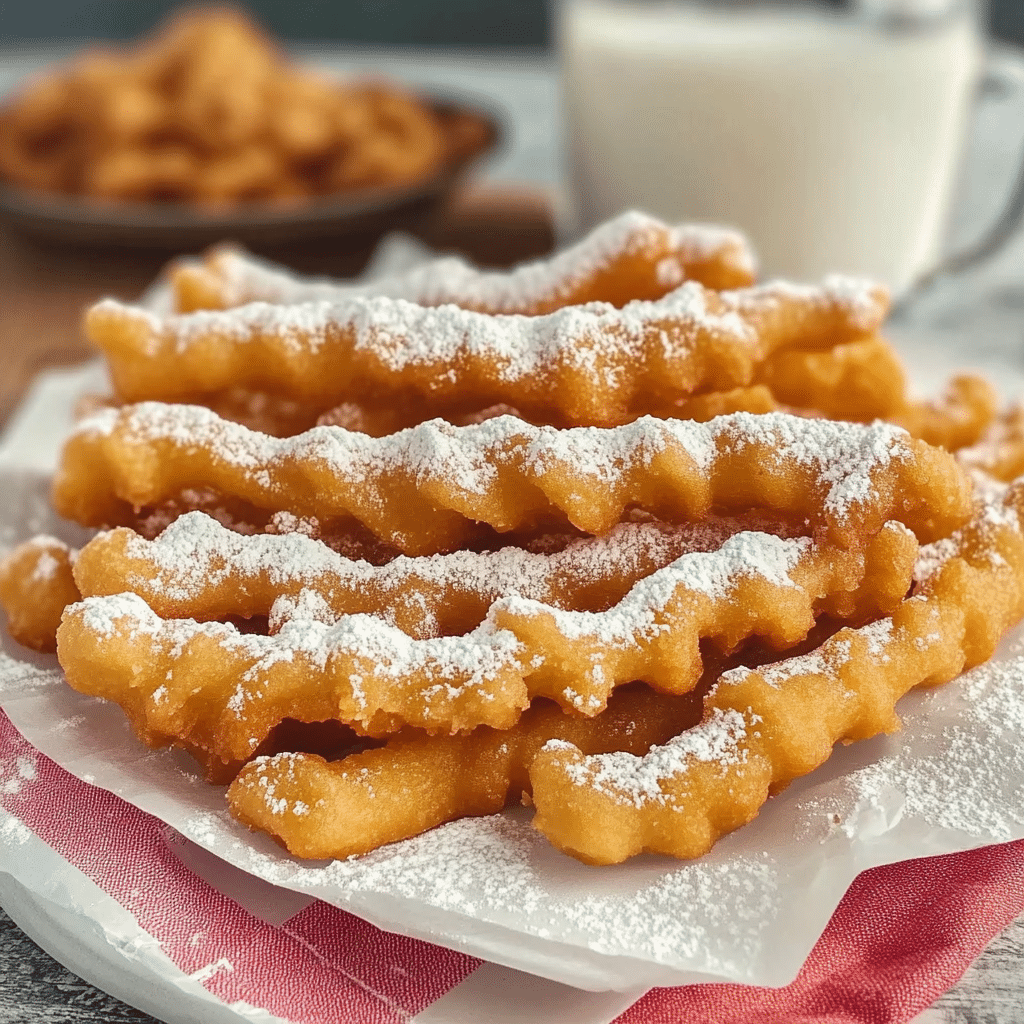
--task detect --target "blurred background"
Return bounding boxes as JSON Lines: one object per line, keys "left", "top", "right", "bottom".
{"left": 3, "top": 2, "right": 553, "bottom": 47}
{"left": 2, "top": 0, "right": 1024, "bottom": 423}
{"left": 0, "top": 0, "right": 1022, "bottom": 46}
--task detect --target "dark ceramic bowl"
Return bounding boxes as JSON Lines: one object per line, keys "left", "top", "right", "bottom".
{"left": 0, "top": 96, "right": 501, "bottom": 250}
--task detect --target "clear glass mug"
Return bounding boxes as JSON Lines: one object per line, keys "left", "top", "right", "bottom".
{"left": 557, "top": 0, "right": 1024, "bottom": 297}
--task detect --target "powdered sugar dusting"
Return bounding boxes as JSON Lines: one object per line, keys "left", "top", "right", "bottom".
{"left": 718, "top": 412, "right": 909, "bottom": 522}
{"left": 28, "top": 549, "right": 61, "bottom": 583}
{"left": 805, "top": 645, "right": 1024, "bottom": 845}
{"left": 190, "top": 212, "right": 757, "bottom": 312}
{"left": 105, "top": 510, "right": 760, "bottom": 619}
{"left": 77, "top": 592, "right": 165, "bottom": 641}
{"left": 74, "top": 525, "right": 832, "bottom": 726}
{"left": 551, "top": 708, "right": 750, "bottom": 809}
{"left": 98, "top": 271, "right": 886, "bottom": 407}
{"left": 497, "top": 531, "right": 809, "bottom": 643}
{"left": 246, "top": 753, "right": 308, "bottom": 817}
{"left": 915, "top": 483, "right": 1023, "bottom": 583}
{"left": 75, "top": 405, "right": 916, "bottom": 531}
{"left": 718, "top": 636, "right": 854, "bottom": 691}
{"left": 108, "top": 283, "right": 752, "bottom": 380}
{"left": 68, "top": 592, "right": 524, "bottom": 744}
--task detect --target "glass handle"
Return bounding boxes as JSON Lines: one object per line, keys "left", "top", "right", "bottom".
{"left": 892, "top": 51, "right": 1024, "bottom": 317}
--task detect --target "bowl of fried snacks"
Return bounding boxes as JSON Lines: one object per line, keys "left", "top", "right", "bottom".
{"left": 3, "top": 208, "right": 1023, "bottom": 887}
{"left": 0, "top": 8, "right": 498, "bottom": 248}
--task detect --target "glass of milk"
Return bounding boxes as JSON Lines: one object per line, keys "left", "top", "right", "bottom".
{"left": 559, "top": 0, "right": 1023, "bottom": 293}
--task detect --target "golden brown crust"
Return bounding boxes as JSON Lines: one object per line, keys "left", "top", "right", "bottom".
{"left": 756, "top": 335, "right": 908, "bottom": 421}
{"left": 891, "top": 374, "right": 999, "bottom": 452}
{"left": 86, "top": 278, "right": 889, "bottom": 422}
{"left": 172, "top": 217, "right": 757, "bottom": 315}
{"left": 0, "top": 538, "right": 80, "bottom": 653}
{"left": 228, "top": 687, "right": 705, "bottom": 860}
{"left": 529, "top": 483, "right": 1024, "bottom": 864}
{"left": 52, "top": 405, "right": 972, "bottom": 553}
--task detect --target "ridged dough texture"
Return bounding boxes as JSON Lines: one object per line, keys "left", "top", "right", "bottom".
{"left": 172, "top": 212, "right": 758, "bottom": 314}
{"left": 56, "top": 523, "right": 915, "bottom": 769}
{"left": 86, "top": 276, "right": 888, "bottom": 424}
{"left": 69, "top": 333, "right": 914, "bottom": 440}
{"left": 228, "top": 685, "right": 707, "bottom": 860}
{"left": 529, "top": 483, "right": 1024, "bottom": 864}
{"left": 73, "top": 513, "right": 779, "bottom": 635}
{"left": 52, "top": 405, "right": 972, "bottom": 553}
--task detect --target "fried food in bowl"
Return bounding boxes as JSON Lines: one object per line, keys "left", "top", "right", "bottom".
{"left": 0, "top": 7, "right": 493, "bottom": 215}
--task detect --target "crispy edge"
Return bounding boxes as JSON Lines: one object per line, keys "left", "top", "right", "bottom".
{"left": 56, "top": 524, "right": 915, "bottom": 762}
{"left": 530, "top": 482, "right": 1024, "bottom": 864}
{"left": 0, "top": 538, "right": 80, "bottom": 653}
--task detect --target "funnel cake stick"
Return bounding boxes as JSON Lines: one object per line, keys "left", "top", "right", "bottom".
{"left": 172, "top": 212, "right": 758, "bottom": 314}
{"left": 8, "top": 516, "right": 752, "bottom": 652}
{"left": 53, "top": 406, "right": 972, "bottom": 553}
{"left": 228, "top": 686, "right": 706, "bottom": 860}
{"left": 73, "top": 514, "right": 775, "bottom": 635}
{"left": 677, "top": 369, "right": 996, "bottom": 452}
{"left": 529, "top": 482, "right": 1024, "bottom": 864}
{"left": 87, "top": 277, "right": 889, "bottom": 424}
{"left": 71, "top": 332, "right": 908, "bottom": 439}
{"left": 757, "top": 335, "right": 908, "bottom": 422}
{"left": 56, "top": 524, "right": 915, "bottom": 769}
{"left": 892, "top": 375, "right": 1001, "bottom": 453}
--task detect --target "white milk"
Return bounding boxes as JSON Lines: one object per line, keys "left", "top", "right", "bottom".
{"left": 560, "top": 1, "right": 984, "bottom": 290}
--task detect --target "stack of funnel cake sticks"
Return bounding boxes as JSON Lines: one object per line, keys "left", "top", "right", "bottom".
{"left": 3, "top": 211, "right": 1024, "bottom": 866}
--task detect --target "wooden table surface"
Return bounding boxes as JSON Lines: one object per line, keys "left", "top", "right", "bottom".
{"left": 0, "top": 186, "right": 1021, "bottom": 1024}
{"left": 0, "top": 184, "right": 555, "bottom": 428}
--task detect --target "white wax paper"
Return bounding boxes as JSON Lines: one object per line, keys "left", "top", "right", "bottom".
{"left": 1, "top": 354, "right": 1023, "bottom": 993}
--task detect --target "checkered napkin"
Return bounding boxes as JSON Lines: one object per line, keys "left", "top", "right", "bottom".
{"left": 1, "top": 710, "right": 1020, "bottom": 1024}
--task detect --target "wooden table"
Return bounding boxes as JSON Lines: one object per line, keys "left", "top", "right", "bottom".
{"left": 0, "top": 184, "right": 555, "bottom": 427}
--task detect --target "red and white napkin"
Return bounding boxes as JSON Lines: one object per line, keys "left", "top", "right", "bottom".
{"left": 1, "top": 709, "right": 1021, "bottom": 1024}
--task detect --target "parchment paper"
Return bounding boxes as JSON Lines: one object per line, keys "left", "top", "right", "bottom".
{"left": 1, "top": 354, "right": 1022, "bottom": 992}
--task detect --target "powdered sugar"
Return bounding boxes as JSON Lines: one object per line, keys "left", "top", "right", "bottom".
{"left": 718, "top": 411, "right": 909, "bottom": 522}
{"left": 914, "top": 536, "right": 960, "bottom": 582}
{"left": 77, "top": 592, "right": 165, "bottom": 641}
{"left": 104, "top": 510, "right": 758, "bottom": 617}
{"left": 246, "top": 753, "right": 307, "bottom": 817}
{"left": 0, "top": 750, "right": 39, "bottom": 796}
{"left": 188, "top": 212, "right": 757, "bottom": 312}
{"left": 718, "top": 636, "right": 855, "bottom": 691}
{"left": 497, "top": 531, "right": 809, "bottom": 644}
{"left": 771, "top": 274, "right": 888, "bottom": 333}
{"left": 97, "top": 272, "right": 885, "bottom": 409}
{"left": 551, "top": 708, "right": 750, "bottom": 808}
{"left": 74, "top": 405, "right": 917, "bottom": 533}
{"left": 29, "top": 550, "right": 59, "bottom": 583}
{"left": 915, "top": 483, "right": 1023, "bottom": 583}
{"left": 68, "top": 592, "right": 524, "bottom": 742}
